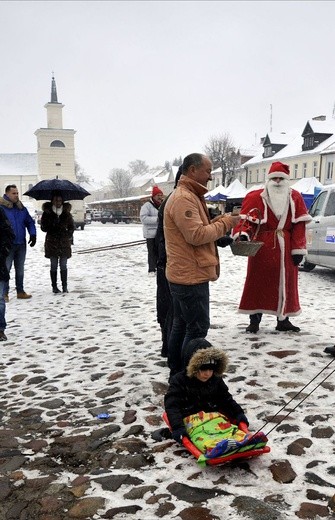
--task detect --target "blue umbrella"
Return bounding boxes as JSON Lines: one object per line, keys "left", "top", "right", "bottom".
{"left": 24, "top": 178, "right": 90, "bottom": 201}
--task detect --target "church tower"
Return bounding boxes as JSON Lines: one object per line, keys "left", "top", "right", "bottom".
{"left": 35, "top": 76, "right": 76, "bottom": 182}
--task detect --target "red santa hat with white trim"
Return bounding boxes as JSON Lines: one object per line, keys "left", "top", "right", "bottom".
{"left": 267, "top": 161, "right": 290, "bottom": 180}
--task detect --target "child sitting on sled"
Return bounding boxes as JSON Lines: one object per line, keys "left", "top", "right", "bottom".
{"left": 164, "top": 338, "right": 268, "bottom": 462}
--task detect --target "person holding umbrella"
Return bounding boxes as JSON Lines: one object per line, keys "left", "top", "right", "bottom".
{"left": 40, "top": 192, "right": 75, "bottom": 293}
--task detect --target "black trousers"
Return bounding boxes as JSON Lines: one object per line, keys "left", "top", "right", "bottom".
{"left": 146, "top": 238, "right": 157, "bottom": 273}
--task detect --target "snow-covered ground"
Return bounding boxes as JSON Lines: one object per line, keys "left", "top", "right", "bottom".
{"left": 2, "top": 221, "right": 335, "bottom": 519}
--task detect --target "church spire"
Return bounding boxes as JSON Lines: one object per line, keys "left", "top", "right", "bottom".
{"left": 51, "top": 74, "right": 58, "bottom": 103}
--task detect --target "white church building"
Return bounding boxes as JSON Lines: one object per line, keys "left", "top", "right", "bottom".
{"left": 0, "top": 76, "right": 77, "bottom": 210}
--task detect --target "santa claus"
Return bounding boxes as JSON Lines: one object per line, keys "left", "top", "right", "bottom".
{"left": 233, "top": 161, "right": 312, "bottom": 333}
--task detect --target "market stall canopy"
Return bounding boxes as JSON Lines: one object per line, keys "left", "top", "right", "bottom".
{"left": 205, "top": 185, "right": 227, "bottom": 202}
{"left": 223, "top": 179, "right": 247, "bottom": 199}
{"left": 291, "top": 177, "right": 323, "bottom": 195}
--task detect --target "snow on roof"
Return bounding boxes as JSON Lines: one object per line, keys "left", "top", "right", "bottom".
{"left": 87, "top": 194, "right": 148, "bottom": 204}
{"left": 306, "top": 119, "right": 335, "bottom": 135}
{"left": 0, "top": 153, "right": 38, "bottom": 176}
{"left": 264, "top": 132, "right": 295, "bottom": 145}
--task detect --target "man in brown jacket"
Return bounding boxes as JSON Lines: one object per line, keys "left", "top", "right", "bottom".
{"left": 164, "top": 153, "right": 240, "bottom": 378}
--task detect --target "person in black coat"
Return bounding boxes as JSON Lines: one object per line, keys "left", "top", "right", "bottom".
{"left": 155, "top": 166, "right": 184, "bottom": 357}
{"left": 40, "top": 192, "right": 75, "bottom": 293}
{"left": 164, "top": 338, "right": 248, "bottom": 443}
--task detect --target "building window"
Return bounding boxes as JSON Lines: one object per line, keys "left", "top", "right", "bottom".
{"left": 294, "top": 164, "right": 298, "bottom": 178}
{"left": 248, "top": 170, "right": 252, "bottom": 184}
{"left": 56, "top": 163, "right": 61, "bottom": 166}
{"left": 303, "top": 163, "right": 307, "bottom": 177}
{"left": 256, "top": 169, "right": 259, "bottom": 182}
{"left": 327, "top": 162, "right": 334, "bottom": 180}
{"left": 50, "top": 140, "right": 65, "bottom": 147}
{"left": 313, "top": 161, "right": 318, "bottom": 176}
{"left": 262, "top": 168, "right": 266, "bottom": 182}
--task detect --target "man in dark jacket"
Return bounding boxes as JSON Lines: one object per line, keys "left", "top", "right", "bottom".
{"left": 0, "top": 185, "right": 36, "bottom": 300}
{"left": 0, "top": 207, "right": 15, "bottom": 340}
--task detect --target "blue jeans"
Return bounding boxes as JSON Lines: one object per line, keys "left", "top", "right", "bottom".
{"left": 168, "top": 282, "right": 210, "bottom": 376}
{"left": 0, "top": 280, "right": 6, "bottom": 331}
{"left": 5, "top": 243, "right": 26, "bottom": 294}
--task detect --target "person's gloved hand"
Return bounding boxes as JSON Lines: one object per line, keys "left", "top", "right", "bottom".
{"left": 217, "top": 236, "right": 233, "bottom": 248}
{"left": 236, "top": 413, "right": 249, "bottom": 427}
{"left": 238, "top": 235, "right": 249, "bottom": 242}
{"left": 28, "top": 235, "right": 36, "bottom": 247}
{"left": 171, "top": 427, "right": 187, "bottom": 444}
{"left": 292, "top": 254, "right": 303, "bottom": 266}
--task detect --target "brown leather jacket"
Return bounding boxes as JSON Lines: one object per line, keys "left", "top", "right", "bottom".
{"left": 164, "top": 176, "right": 235, "bottom": 285}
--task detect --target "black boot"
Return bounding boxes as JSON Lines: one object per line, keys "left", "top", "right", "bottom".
{"left": 275, "top": 317, "right": 300, "bottom": 332}
{"left": 246, "top": 313, "right": 262, "bottom": 333}
{"left": 50, "top": 271, "right": 61, "bottom": 294}
{"left": 60, "top": 269, "right": 68, "bottom": 293}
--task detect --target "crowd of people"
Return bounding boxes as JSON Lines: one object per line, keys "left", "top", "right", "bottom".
{"left": 1, "top": 158, "right": 314, "bottom": 459}
{"left": 143, "top": 153, "right": 312, "bottom": 452}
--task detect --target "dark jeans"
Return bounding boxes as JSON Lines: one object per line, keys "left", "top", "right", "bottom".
{"left": 146, "top": 238, "right": 157, "bottom": 272}
{"left": 168, "top": 281, "right": 210, "bottom": 377}
{"left": 5, "top": 243, "right": 26, "bottom": 294}
{"left": 0, "top": 280, "right": 6, "bottom": 331}
{"left": 50, "top": 256, "right": 68, "bottom": 271}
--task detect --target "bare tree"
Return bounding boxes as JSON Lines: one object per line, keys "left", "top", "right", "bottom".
{"left": 204, "top": 133, "right": 240, "bottom": 186}
{"left": 172, "top": 156, "right": 183, "bottom": 166}
{"left": 75, "top": 160, "right": 90, "bottom": 183}
{"left": 108, "top": 168, "right": 133, "bottom": 198}
{"left": 128, "top": 159, "right": 149, "bottom": 177}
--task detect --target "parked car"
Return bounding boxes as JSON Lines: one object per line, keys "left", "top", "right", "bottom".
{"left": 85, "top": 210, "right": 92, "bottom": 224}
{"left": 91, "top": 210, "right": 102, "bottom": 221}
{"left": 100, "top": 210, "right": 131, "bottom": 224}
{"left": 301, "top": 183, "right": 335, "bottom": 271}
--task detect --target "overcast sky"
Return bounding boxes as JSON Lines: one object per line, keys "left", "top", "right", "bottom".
{"left": 1, "top": 1, "right": 335, "bottom": 182}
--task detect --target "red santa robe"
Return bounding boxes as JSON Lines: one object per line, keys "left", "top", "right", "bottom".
{"left": 233, "top": 187, "right": 312, "bottom": 319}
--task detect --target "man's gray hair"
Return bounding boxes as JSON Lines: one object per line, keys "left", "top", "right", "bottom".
{"left": 182, "top": 153, "right": 206, "bottom": 173}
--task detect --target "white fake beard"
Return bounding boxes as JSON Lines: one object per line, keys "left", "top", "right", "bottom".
{"left": 266, "top": 179, "right": 290, "bottom": 219}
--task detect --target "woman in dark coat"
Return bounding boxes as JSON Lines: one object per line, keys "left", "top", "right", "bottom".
{"left": 40, "top": 192, "right": 75, "bottom": 293}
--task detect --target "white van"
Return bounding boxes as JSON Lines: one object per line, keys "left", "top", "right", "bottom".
{"left": 70, "top": 200, "right": 86, "bottom": 230}
{"left": 302, "top": 183, "right": 335, "bottom": 271}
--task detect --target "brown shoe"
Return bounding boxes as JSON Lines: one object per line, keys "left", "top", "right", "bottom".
{"left": 0, "top": 331, "right": 7, "bottom": 341}
{"left": 17, "top": 292, "right": 32, "bottom": 299}
{"left": 4, "top": 294, "right": 9, "bottom": 303}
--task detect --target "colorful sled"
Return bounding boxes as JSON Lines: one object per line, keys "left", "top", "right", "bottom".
{"left": 163, "top": 412, "right": 270, "bottom": 466}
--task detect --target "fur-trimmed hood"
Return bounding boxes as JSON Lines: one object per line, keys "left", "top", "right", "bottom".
{"left": 187, "top": 347, "right": 229, "bottom": 378}
{"left": 0, "top": 196, "right": 24, "bottom": 210}
{"left": 42, "top": 201, "right": 72, "bottom": 213}
{"left": 183, "top": 338, "right": 229, "bottom": 378}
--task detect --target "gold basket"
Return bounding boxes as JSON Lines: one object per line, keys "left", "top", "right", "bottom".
{"left": 230, "top": 208, "right": 264, "bottom": 257}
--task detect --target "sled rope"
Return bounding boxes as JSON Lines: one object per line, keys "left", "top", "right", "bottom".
{"left": 76, "top": 239, "right": 146, "bottom": 254}
{"left": 253, "top": 356, "right": 335, "bottom": 438}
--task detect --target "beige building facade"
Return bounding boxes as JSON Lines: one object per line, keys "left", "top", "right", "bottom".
{"left": 244, "top": 116, "right": 335, "bottom": 188}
